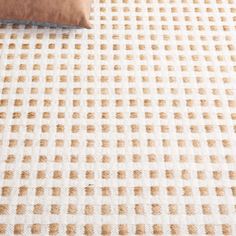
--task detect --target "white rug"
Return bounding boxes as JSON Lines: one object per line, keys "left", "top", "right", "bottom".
{"left": 0, "top": 0, "right": 236, "bottom": 235}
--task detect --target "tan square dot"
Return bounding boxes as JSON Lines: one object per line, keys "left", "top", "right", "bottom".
{"left": 0, "top": 224, "right": 6, "bottom": 234}
{"left": 119, "top": 224, "right": 128, "bottom": 235}
{"left": 101, "top": 224, "right": 111, "bottom": 235}
{"left": 84, "top": 224, "right": 93, "bottom": 236}
{"left": 49, "top": 223, "right": 59, "bottom": 235}
{"left": 31, "top": 224, "right": 41, "bottom": 234}
{"left": 66, "top": 224, "right": 76, "bottom": 236}
{"left": 14, "top": 224, "right": 24, "bottom": 235}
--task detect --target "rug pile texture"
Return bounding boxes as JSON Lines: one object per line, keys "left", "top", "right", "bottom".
{"left": 0, "top": 0, "right": 236, "bottom": 235}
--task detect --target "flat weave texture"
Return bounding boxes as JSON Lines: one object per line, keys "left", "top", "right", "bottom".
{"left": 0, "top": 0, "right": 236, "bottom": 235}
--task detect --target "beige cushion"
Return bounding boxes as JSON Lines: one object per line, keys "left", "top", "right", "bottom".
{"left": 0, "top": 0, "right": 92, "bottom": 29}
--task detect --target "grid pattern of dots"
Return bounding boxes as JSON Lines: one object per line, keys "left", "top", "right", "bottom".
{"left": 0, "top": 0, "right": 236, "bottom": 235}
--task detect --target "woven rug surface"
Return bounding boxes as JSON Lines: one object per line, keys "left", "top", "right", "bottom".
{"left": 0, "top": 0, "right": 236, "bottom": 235}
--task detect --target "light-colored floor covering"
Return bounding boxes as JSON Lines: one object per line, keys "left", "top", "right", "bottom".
{"left": 0, "top": 0, "right": 236, "bottom": 235}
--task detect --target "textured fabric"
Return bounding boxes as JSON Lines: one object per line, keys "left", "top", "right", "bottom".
{"left": 0, "top": 0, "right": 92, "bottom": 29}
{"left": 0, "top": 0, "right": 236, "bottom": 235}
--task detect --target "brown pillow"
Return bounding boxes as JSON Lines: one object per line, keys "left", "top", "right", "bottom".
{"left": 0, "top": 0, "right": 92, "bottom": 29}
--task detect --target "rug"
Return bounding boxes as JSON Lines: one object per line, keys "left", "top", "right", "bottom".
{"left": 0, "top": 0, "right": 236, "bottom": 235}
